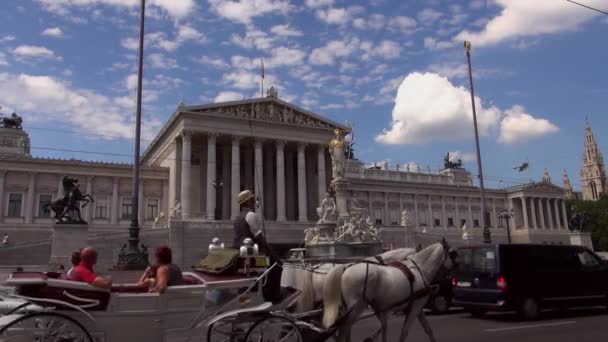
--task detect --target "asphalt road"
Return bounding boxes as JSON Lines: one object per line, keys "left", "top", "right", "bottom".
{"left": 349, "top": 307, "right": 608, "bottom": 342}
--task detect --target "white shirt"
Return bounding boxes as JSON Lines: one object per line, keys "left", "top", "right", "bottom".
{"left": 245, "top": 211, "right": 261, "bottom": 236}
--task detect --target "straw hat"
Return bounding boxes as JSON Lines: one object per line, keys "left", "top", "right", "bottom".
{"left": 238, "top": 190, "right": 255, "bottom": 205}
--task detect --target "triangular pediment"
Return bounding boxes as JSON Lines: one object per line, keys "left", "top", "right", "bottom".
{"left": 181, "top": 98, "right": 348, "bottom": 131}
{"left": 523, "top": 182, "right": 565, "bottom": 194}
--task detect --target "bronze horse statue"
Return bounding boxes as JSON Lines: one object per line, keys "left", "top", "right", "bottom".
{"left": 45, "top": 176, "right": 94, "bottom": 224}
{"left": 0, "top": 113, "right": 23, "bottom": 130}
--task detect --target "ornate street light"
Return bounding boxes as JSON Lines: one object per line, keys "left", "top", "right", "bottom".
{"left": 116, "top": 0, "right": 148, "bottom": 269}
{"left": 464, "top": 41, "right": 491, "bottom": 244}
{"left": 498, "top": 209, "right": 514, "bottom": 244}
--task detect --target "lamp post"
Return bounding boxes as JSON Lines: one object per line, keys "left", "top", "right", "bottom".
{"left": 498, "top": 209, "right": 514, "bottom": 244}
{"left": 464, "top": 41, "right": 491, "bottom": 244}
{"left": 116, "top": 0, "right": 148, "bottom": 269}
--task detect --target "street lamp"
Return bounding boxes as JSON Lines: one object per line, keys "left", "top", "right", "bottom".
{"left": 464, "top": 41, "right": 491, "bottom": 244}
{"left": 498, "top": 209, "right": 514, "bottom": 244}
{"left": 116, "top": 0, "right": 148, "bottom": 269}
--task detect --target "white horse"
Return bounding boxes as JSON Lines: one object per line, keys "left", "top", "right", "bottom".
{"left": 322, "top": 241, "right": 458, "bottom": 342}
{"left": 294, "top": 248, "right": 417, "bottom": 312}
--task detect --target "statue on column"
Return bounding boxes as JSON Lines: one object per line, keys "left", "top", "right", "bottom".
{"left": 329, "top": 129, "right": 347, "bottom": 182}
{"left": 316, "top": 192, "right": 337, "bottom": 223}
{"left": 170, "top": 201, "right": 182, "bottom": 217}
{"left": 542, "top": 168, "right": 552, "bottom": 183}
{"left": 400, "top": 209, "right": 409, "bottom": 227}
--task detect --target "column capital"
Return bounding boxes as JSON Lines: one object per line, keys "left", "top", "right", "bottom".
{"left": 276, "top": 140, "right": 286, "bottom": 148}
{"left": 113, "top": 177, "right": 120, "bottom": 184}
{"left": 231, "top": 135, "right": 241, "bottom": 144}
{"left": 181, "top": 129, "right": 192, "bottom": 139}
{"left": 297, "top": 142, "right": 307, "bottom": 151}
{"left": 0, "top": 170, "right": 6, "bottom": 177}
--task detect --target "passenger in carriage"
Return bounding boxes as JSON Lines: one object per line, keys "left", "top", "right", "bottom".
{"left": 66, "top": 249, "right": 81, "bottom": 277}
{"left": 68, "top": 247, "right": 112, "bottom": 289}
{"left": 137, "top": 245, "right": 184, "bottom": 293}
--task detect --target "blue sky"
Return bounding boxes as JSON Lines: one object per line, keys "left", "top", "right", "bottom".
{"left": 0, "top": 0, "right": 607, "bottom": 192}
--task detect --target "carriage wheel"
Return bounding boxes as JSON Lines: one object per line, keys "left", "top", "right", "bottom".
{"left": 0, "top": 312, "right": 93, "bottom": 342}
{"left": 244, "top": 315, "right": 303, "bottom": 342}
{"left": 206, "top": 319, "right": 247, "bottom": 342}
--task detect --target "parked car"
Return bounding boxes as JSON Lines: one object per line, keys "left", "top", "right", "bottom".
{"left": 426, "top": 273, "right": 454, "bottom": 314}
{"left": 452, "top": 244, "right": 608, "bottom": 320}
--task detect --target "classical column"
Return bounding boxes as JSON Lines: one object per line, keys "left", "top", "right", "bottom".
{"left": 538, "top": 198, "right": 546, "bottom": 229}
{"left": 467, "top": 197, "right": 473, "bottom": 226}
{"left": 413, "top": 194, "right": 419, "bottom": 228}
{"left": 57, "top": 175, "right": 63, "bottom": 200}
{"left": 111, "top": 177, "right": 119, "bottom": 224}
{"left": 441, "top": 196, "right": 447, "bottom": 229}
{"left": 545, "top": 198, "right": 553, "bottom": 229}
{"left": 399, "top": 193, "right": 404, "bottom": 220}
{"left": 161, "top": 179, "right": 169, "bottom": 219}
{"left": 180, "top": 131, "right": 192, "bottom": 218}
{"left": 0, "top": 170, "right": 5, "bottom": 223}
{"left": 276, "top": 141, "right": 286, "bottom": 222}
{"left": 85, "top": 176, "right": 94, "bottom": 223}
{"left": 529, "top": 197, "right": 537, "bottom": 229}
{"left": 553, "top": 198, "right": 561, "bottom": 229}
{"left": 427, "top": 196, "right": 433, "bottom": 227}
{"left": 231, "top": 136, "right": 241, "bottom": 219}
{"left": 561, "top": 199, "right": 568, "bottom": 230}
{"left": 297, "top": 143, "right": 307, "bottom": 222}
{"left": 206, "top": 133, "right": 217, "bottom": 220}
{"left": 24, "top": 172, "right": 36, "bottom": 223}
{"left": 492, "top": 198, "right": 497, "bottom": 228}
{"left": 521, "top": 196, "right": 529, "bottom": 229}
{"left": 384, "top": 192, "right": 389, "bottom": 225}
{"left": 455, "top": 197, "right": 460, "bottom": 227}
{"left": 368, "top": 191, "right": 373, "bottom": 220}
{"left": 317, "top": 145, "right": 327, "bottom": 205}
{"left": 254, "top": 139, "right": 264, "bottom": 218}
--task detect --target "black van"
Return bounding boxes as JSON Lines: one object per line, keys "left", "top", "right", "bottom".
{"left": 452, "top": 244, "right": 608, "bottom": 320}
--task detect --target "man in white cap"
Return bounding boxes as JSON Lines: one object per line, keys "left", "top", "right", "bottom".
{"left": 233, "top": 190, "right": 260, "bottom": 248}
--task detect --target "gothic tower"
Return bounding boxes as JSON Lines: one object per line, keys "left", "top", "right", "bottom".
{"left": 581, "top": 118, "right": 607, "bottom": 201}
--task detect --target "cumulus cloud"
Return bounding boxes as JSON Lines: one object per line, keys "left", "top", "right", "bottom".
{"left": 41, "top": 27, "right": 64, "bottom": 37}
{"left": 449, "top": 150, "right": 476, "bottom": 163}
{"left": 36, "top": 0, "right": 195, "bottom": 18}
{"left": 454, "top": 0, "right": 603, "bottom": 47}
{"left": 0, "top": 35, "right": 16, "bottom": 43}
{"left": 376, "top": 72, "right": 502, "bottom": 144}
{"left": 360, "top": 40, "right": 401, "bottom": 60}
{"left": 0, "top": 53, "right": 8, "bottom": 66}
{"left": 388, "top": 16, "right": 417, "bottom": 33}
{"left": 148, "top": 53, "right": 177, "bottom": 69}
{"left": 423, "top": 37, "right": 455, "bottom": 50}
{"left": 498, "top": 105, "right": 559, "bottom": 144}
{"left": 0, "top": 72, "right": 160, "bottom": 140}
{"left": 427, "top": 62, "right": 468, "bottom": 79}
{"left": 353, "top": 13, "right": 385, "bottom": 30}
{"left": 197, "top": 56, "right": 229, "bottom": 69}
{"left": 316, "top": 6, "right": 362, "bottom": 25}
{"left": 208, "top": 0, "right": 291, "bottom": 24}
{"left": 231, "top": 26, "right": 275, "bottom": 50}
{"left": 417, "top": 8, "right": 443, "bottom": 24}
{"left": 12, "top": 45, "right": 59, "bottom": 60}
{"left": 270, "top": 24, "right": 302, "bottom": 37}
{"left": 305, "top": 0, "right": 333, "bottom": 8}
{"left": 309, "top": 37, "right": 359, "bottom": 65}
{"left": 214, "top": 91, "right": 245, "bottom": 102}
{"left": 122, "top": 26, "right": 203, "bottom": 52}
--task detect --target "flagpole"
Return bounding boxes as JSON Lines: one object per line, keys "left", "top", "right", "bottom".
{"left": 260, "top": 58, "right": 264, "bottom": 98}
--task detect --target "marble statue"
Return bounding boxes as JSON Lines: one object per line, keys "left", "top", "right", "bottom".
{"left": 406, "top": 164, "right": 410, "bottom": 172}
{"left": 543, "top": 168, "right": 552, "bottom": 183}
{"left": 461, "top": 223, "right": 469, "bottom": 240}
{"left": 400, "top": 209, "right": 409, "bottom": 227}
{"left": 153, "top": 212, "right": 166, "bottom": 229}
{"left": 170, "top": 201, "right": 182, "bottom": 217}
{"left": 329, "top": 129, "right": 347, "bottom": 181}
{"left": 316, "top": 192, "right": 337, "bottom": 223}
{"left": 383, "top": 160, "right": 389, "bottom": 170}
{"left": 304, "top": 226, "right": 320, "bottom": 245}
{"left": 396, "top": 162, "right": 400, "bottom": 172}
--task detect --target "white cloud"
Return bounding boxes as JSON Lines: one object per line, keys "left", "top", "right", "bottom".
{"left": 388, "top": 16, "right": 417, "bottom": 33}
{"left": 148, "top": 53, "right": 177, "bottom": 69}
{"left": 427, "top": 62, "right": 468, "bottom": 79}
{"left": 208, "top": 0, "right": 291, "bottom": 24}
{"left": 270, "top": 24, "right": 302, "bottom": 37}
{"left": 0, "top": 35, "right": 16, "bottom": 43}
{"left": 214, "top": 91, "right": 245, "bottom": 102}
{"left": 498, "top": 105, "right": 559, "bottom": 144}
{"left": 0, "top": 72, "right": 160, "bottom": 141}
{"left": 417, "top": 8, "right": 443, "bottom": 24}
{"left": 197, "top": 56, "right": 229, "bottom": 69}
{"left": 360, "top": 40, "right": 401, "bottom": 60}
{"left": 375, "top": 72, "right": 501, "bottom": 144}
{"left": 449, "top": 151, "right": 476, "bottom": 163}
{"left": 423, "top": 37, "right": 455, "bottom": 50}
{"left": 122, "top": 26, "right": 203, "bottom": 52}
{"left": 41, "top": 27, "right": 64, "bottom": 37}
{"left": 309, "top": 37, "right": 359, "bottom": 65}
{"left": 454, "top": 0, "right": 603, "bottom": 47}
{"left": 223, "top": 70, "right": 267, "bottom": 90}
{"left": 231, "top": 26, "right": 275, "bottom": 50}
{"left": 230, "top": 55, "right": 259, "bottom": 70}
{"left": 36, "top": 0, "right": 195, "bottom": 19}
{"left": 353, "top": 13, "right": 385, "bottom": 30}
{"left": 12, "top": 45, "right": 59, "bottom": 60}
{"left": 267, "top": 47, "right": 306, "bottom": 67}
{"left": 316, "top": 6, "right": 362, "bottom": 25}
{"left": 0, "top": 53, "right": 7, "bottom": 66}
{"left": 305, "top": 0, "right": 333, "bottom": 8}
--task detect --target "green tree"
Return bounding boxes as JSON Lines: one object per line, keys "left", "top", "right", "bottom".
{"left": 567, "top": 195, "right": 608, "bottom": 251}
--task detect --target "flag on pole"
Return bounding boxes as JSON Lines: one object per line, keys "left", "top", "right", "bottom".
{"left": 261, "top": 58, "right": 264, "bottom": 79}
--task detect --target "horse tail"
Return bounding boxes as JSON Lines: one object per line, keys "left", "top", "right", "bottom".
{"left": 322, "top": 264, "right": 345, "bottom": 329}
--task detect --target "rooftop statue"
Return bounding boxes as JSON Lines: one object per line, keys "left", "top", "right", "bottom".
{"left": 443, "top": 152, "right": 463, "bottom": 169}
{"left": 0, "top": 112, "right": 23, "bottom": 130}
{"left": 329, "top": 129, "right": 347, "bottom": 181}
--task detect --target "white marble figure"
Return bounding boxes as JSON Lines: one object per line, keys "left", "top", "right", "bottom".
{"left": 543, "top": 168, "right": 552, "bottom": 183}
{"left": 406, "top": 164, "right": 410, "bottom": 172}
{"left": 170, "top": 201, "right": 182, "bottom": 217}
{"left": 316, "top": 192, "right": 337, "bottom": 223}
{"left": 329, "top": 129, "right": 347, "bottom": 181}
{"left": 153, "top": 212, "right": 166, "bottom": 229}
{"left": 304, "top": 227, "right": 320, "bottom": 245}
{"left": 461, "top": 223, "right": 469, "bottom": 240}
{"left": 396, "top": 162, "right": 400, "bottom": 172}
{"left": 400, "top": 209, "right": 409, "bottom": 227}
{"left": 336, "top": 216, "right": 380, "bottom": 243}
{"left": 1, "top": 233, "right": 8, "bottom": 246}
{"left": 383, "top": 160, "right": 389, "bottom": 171}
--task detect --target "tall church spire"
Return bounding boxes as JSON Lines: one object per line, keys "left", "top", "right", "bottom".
{"left": 581, "top": 118, "right": 607, "bottom": 200}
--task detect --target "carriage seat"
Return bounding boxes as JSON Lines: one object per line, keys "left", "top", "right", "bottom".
{"left": 5, "top": 272, "right": 110, "bottom": 311}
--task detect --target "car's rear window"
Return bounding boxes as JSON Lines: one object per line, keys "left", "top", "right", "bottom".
{"left": 458, "top": 247, "right": 496, "bottom": 272}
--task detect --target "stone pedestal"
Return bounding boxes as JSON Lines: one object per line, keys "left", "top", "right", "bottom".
{"left": 306, "top": 241, "right": 383, "bottom": 258}
{"left": 49, "top": 224, "right": 89, "bottom": 268}
{"left": 332, "top": 180, "right": 350, "bottom": 219}
{"left": 570, "top": 231, "right": 594, "bottom": 250}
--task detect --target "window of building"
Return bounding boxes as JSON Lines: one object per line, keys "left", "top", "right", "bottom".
{"left": 7, "top": 193, "right": 22, "bottom": 217}
{"left": 38, "top": 194, "right": 53, "bottom": 218}
{"left": 95, "top": 197, "right": 108, "bottom": 219}
{"left": 389, "top": 208, "right": 399, "bottom": 225}
{"left": 448, "top": 217, "right": 454, "bottom": 226}
{"left": 473, "top": 219, "right": 480, "bottom": 227}
{"left": 121, "top": 197, "right": 132, "bottom": 219}
{"left": 434, "top": 219, "right": 441, "bottom": 227}
{"left": 374, "top": 208, "right": 383, "bottom": 225}
{"left": 147, "top": 199, "right": 159, "bottom": 220}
